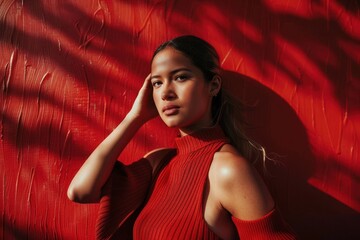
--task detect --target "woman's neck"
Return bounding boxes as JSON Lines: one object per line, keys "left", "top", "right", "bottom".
{"left": 178, "top": 120, "right": 217, "bottom": 137}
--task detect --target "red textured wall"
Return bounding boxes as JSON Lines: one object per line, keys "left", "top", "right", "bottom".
{"left": 1, "top": 0, "right": 359, "bottom": 239}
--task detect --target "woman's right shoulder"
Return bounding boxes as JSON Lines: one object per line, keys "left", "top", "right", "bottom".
{"left": 144, "top": 148, "right": 177, "bottom": 172}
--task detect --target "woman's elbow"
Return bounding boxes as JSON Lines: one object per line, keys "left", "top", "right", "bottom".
{"left": 67, "top": 185, "right": 100, "bottom": 203}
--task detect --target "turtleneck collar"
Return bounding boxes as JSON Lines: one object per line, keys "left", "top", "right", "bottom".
{"left": 175, "top": 126, "right": 228, "bottom": 155}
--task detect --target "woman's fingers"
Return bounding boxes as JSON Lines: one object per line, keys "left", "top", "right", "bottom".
{"left": 128, "top": 74, "right": 158, "bottom": 122}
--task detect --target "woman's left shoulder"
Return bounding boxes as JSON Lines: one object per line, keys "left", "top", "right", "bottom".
{"left": 209, "top": 143, "right": 274, "bottom": 220}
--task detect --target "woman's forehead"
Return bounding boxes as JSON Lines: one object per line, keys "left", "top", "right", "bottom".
{"left": 151, "top": 48, "right": 193, "bottom": 71}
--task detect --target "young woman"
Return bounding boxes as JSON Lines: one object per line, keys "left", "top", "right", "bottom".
{"left": 68, "top": 35, "right": 296, "bottom": 239}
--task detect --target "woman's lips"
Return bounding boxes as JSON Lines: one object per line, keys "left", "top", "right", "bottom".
{"left": 162, "top": 105, "right": 180, "bottom": 116}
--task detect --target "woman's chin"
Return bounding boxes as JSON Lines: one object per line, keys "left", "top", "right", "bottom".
{"left": 161, "top": 118, "right": 183, "bottom": 128}
{"left": 163, "top": 121, "right": 180, "bottom": 128}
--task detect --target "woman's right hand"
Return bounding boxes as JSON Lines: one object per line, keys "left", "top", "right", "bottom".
{"left": 68, "top": 74, "right": 158, "bottom": 203}
{"left": 127, "top": 74, "right": 158, "bottom": 123}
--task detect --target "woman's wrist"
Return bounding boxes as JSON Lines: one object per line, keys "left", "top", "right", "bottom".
{"left": 124, "top": 111, "right": 148, "bottom": 128}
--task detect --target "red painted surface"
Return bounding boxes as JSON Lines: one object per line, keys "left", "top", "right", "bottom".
{"left": 1, "top": 0, "right": 359, "bottom": 239}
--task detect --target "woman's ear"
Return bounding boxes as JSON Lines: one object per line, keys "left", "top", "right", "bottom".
{"left": 209, "top": 75, "right": 222, "bottom": 97}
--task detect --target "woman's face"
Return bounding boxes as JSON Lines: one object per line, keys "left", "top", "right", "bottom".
{"left": 151, "top": 47, "right": 213, "bottom": 135}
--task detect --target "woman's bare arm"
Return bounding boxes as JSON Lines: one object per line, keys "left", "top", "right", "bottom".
{"left": 67, "top": 74, "right": 158, "bottom": 203}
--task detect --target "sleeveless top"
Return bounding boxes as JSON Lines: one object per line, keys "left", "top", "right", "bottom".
{"left": 133, "top": 126, "right": 228, "bottom": 239}
{"left": 96, "top": 126, "right": 297, "bottom": 239}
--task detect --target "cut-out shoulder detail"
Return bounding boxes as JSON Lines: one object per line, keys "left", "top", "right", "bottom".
{"left": 144, "top": 148, "right": 174, "bottom": 158}
{"left": 209, "top": 147, "right": 274, "bottom": 221}
{"left": 144, "top": 148, "right": 177, "bottom": 174}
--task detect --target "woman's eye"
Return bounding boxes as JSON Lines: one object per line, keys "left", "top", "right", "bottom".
{"left": 152, "top": 81, "right": 162, "bottom": 88}
{"left": 175, "top": 75, "right": 188, "bottom": 81}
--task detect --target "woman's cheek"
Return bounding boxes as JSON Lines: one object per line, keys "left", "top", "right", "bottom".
{"left": 152, "top": 93, "right": 161, "bottom": 111}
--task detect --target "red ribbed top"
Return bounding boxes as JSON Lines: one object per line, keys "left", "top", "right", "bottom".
{"left": 232, "top": 209, "right": 297, "bottom": 240}
{"left": 133, "top": 126, "right": 228, "bottom": 239}
{"left": 96, "top": 159, "right": 153, "bottom": 240}
{"left": 96, "top": 126, "right": 297, "bottom": 240}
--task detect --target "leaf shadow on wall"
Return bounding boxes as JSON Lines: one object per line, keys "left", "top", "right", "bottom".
{"left": 0, "top": 1, "right": 158, "bottom": 158}
{"left": 148, "top": 0, "right": 360, "bottom": 113}
{"left": 325, "top": 0, "right": 360, "bottom": 13}
{"left": 2, "top": 214, "right": 65, "bottom": 240}
{"left": 1, "top": 0, "right": 360, "bottom": 239}
{"left": 0, "top": 2, "right": 135, "bottom": 100}
{"left": 222, "top": 70, "right": 360, "bottom": 240}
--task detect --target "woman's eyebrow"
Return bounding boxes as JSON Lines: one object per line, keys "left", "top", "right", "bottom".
{"left": 151, "top": 68, "right": 192, "bottom": 80}
{"left": 171, "top": 68, "right": 192, "bottom": 74}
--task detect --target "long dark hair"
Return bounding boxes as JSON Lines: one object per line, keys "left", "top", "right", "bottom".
{"left": 152, "top": 35, "right": 265, "bottom": 164}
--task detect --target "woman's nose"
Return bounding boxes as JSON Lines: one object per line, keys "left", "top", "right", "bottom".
{"left": 161, "top": 83, "right": 176, "bottom": 100}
